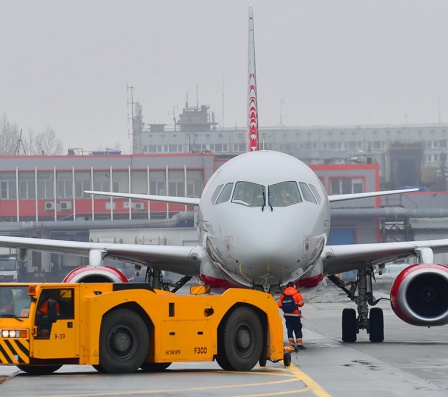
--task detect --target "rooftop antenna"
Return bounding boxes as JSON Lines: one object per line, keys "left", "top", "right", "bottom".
{"left": 279, "top": 99, "right": 285, "bottom": 127}
{"left": 196, "top": 84, "right": 199, "bottom": 109}
{"left": 222, "top": 72, "right": 225, "bottom": 130}
{"left": 126, "top": 83, "right": 135, "bottom": 138}
{"left": 438, "top": 97, "right": 443, "bottom": 124}
{"left": 15, "top": 129, "right": 26, "bottom": 155}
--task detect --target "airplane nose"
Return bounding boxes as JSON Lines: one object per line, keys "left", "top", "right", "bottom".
{"left": 231, "top": 222, "right": 300, "bottom": 282}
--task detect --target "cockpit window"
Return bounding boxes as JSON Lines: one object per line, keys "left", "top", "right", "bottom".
{"left": 215, "top": 183, "right": 234, "bottom": 205}
{"left": 308, "top": 184, "right": 321, "bottom": 204}
{"left": 268, "top": 181, "right": 302, "bottom": 207}
{"left": 211, "top": 184, "right": 224, "bottom": 204}
{"left": 299, "top": 182, "right": 317, "bottom": 204}
{"left": 232, "top": 182, "right": 264, "bottom": 207}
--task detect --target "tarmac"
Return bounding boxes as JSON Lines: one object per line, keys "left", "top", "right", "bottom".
{"left": 0, "top": 280, "right": 447, "bottom": 397}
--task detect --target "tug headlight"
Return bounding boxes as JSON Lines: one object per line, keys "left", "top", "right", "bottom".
{"left": 1, "top": 329, "right": 28, "bottom": 338}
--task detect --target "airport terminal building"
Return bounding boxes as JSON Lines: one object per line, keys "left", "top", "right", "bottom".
{"left": 135, "top": 102, "right": 448, "bottom": 191}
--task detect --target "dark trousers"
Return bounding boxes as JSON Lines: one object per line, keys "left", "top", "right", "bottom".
{"left": 285, "top": 315, "right": 302, "bottom": 342}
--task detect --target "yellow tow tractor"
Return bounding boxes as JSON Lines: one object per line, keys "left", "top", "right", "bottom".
{"left": 0, "top": 283, "right": 291, "bottom": 374}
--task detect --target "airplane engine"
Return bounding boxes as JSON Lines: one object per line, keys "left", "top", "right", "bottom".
{"left": 62, "top": 266, "right": 129, "bottom": 283}
{"left": 390, "top": 264, "right": 448, "bottom": 326}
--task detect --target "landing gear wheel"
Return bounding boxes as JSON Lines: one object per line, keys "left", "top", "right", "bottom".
{"left": 342, "top": 308, "right": 357, "bottom": 342}
{"left": 17, "top": 365, "right": 62, "bottom": 375}
{"left": 99, "top": 309, "right": 149, "bottom": 373}
{"left": 283, "top": 351, "right": 291, "bottom": 367}
{"left": 369, "top": 307, "right": 384, "bottom": 343}
{"left": 140, "top": 362, "right": 172, "bottom": 372}
{"left": 217, "top": 307, "right": 263, "bottom": 371}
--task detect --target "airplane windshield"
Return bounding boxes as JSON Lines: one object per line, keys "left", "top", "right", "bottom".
{"left": 232, "top": 182, "right": 265, "bottom": 207}
{"left": 268, "top": 181, "right": 302, "bottom": 207}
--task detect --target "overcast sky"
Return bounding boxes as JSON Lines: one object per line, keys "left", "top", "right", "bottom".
{"left": 1, "top": 0, "right": 448, "bottom": 153}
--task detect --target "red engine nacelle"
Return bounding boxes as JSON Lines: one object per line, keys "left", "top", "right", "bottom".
{"left": 62, "top": 266, "right": 129, "bottom": 283}
{"left": 390, "top": 264, "right": 448, "bottom": 326}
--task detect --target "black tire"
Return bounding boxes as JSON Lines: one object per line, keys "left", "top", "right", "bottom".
{"left": 258, "top": 356, "right": 267, "bottom": 367}
{"left": 99, "top": 308, "right": 149, "bottom": 373}
{"left": 342, "top": 308, "right": 357, "bottom": 342}
{"left": 92, "top": 364, "right": 108, "bottom": 373}
{"left": 217, "top": 306, "right": 263, "bottom": 371}
{"left": 283, "top": 352, "right": 291, "bottom": 367}
{"left": 369, "top": 307, "right": 384, "bottom": 343}
{"left": 17, "top": 365, "right": 62, "bottom": 375}
{"left": 140, "top": 362, "right": 171, "bottom": 372}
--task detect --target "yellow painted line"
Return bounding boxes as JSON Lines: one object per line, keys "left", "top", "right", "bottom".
{"left": 287, "top": 363, "right": 332, "bottom": 397}
{"left": 44, "top": 376, "right": 302, "bottom": 397}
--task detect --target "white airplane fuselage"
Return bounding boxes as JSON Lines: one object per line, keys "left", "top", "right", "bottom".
{"left": 196, "top": 151, "right": 330, "bottom": 291}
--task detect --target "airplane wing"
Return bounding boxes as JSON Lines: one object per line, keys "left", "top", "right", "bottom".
{"left": 0, "top": 235, "right": 202, "bottom": 276}
{"left": 328, "top": 188, "right": 418, "bottom": 202}
{"left": 85, "top": 191, "right": 201, "bottom": 206}
{"left": 322, "top": 239, "right": 448, "bottom": 275}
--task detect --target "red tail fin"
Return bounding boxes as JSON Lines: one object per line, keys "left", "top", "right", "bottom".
{"left": 247, "top": 6, "right": 259, "bottom": 152}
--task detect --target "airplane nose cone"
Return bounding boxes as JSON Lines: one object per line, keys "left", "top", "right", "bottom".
{"left": 231, "top": 222, "right": 300, "bottom": 282}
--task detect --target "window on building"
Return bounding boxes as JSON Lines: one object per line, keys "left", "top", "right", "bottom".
{"left": 37, "top": 172, "right": 54, "bottom": 199}
{"left": 131, "top": 171, "right": 148, "bottom": 194}
{"left": 233, "top": 143, "right": 245, "bottom": 152}
{"left": 112, "top": 171, "right": 127, "bottom": 193}
{"left": 0, "top": 173, "right": 17, "bottom": 199}
{"left": 186, "top": 170, "right": 203, "bottom": 198}
{"left": 167, "top": 170, "right": 185, "bottom": 197}
{"left": 19, "top": 172, "right": 35, "bottom": 199}
{"left": 330, "top": 177, "right": 364, "bottom": 195}
{"left": 56, "top": 172, "right": 72, "bottom": 198}
{"left": 74, "top": 172, "right": 91, "bottom": 198}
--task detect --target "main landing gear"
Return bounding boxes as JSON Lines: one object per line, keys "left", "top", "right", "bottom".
{"left": 328, "top": 267, "right": 387, "bottom": 343}
{"left": 138, "top": 267, "right": 192, "bottom": 292}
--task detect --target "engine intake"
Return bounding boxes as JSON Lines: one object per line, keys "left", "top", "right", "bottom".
{"left": 62, "top": 266, "right": 129, "bottom": 283}
{"left": 390, "top": 264, "right": 448, "bottom": 326}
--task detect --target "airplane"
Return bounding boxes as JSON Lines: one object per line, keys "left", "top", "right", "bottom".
{"left": 0, "top": 6, "right": 447, "bottom": 344}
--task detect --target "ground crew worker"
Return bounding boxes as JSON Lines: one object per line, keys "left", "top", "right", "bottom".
{"left": 279, "top": 281, "right": 305, "bottom": 351}
{"left": 37, "top": 298, "right": 60, "bottom": 317}
{"left": 0, "top": 288, "right": 14, "bottom": 314}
